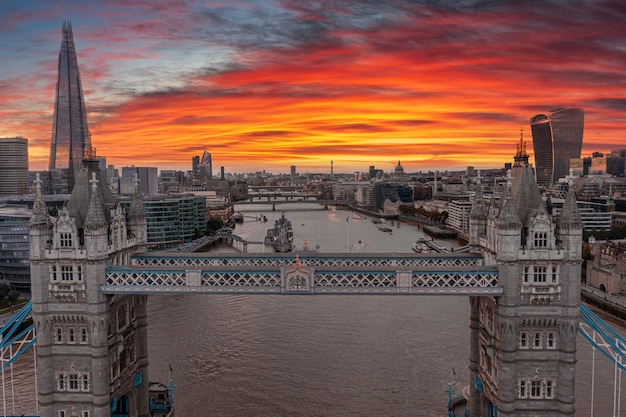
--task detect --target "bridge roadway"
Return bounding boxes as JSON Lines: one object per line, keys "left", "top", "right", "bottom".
{"left": 103, "top": 252, "right": 501, "bottom": 296}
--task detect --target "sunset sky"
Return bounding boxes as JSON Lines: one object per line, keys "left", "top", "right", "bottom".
{"left": 1, "top": 0, "right": 625, "bottom": 174}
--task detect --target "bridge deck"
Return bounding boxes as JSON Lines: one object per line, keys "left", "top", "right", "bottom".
{"left": 103, "top": 252, "right": 500, "bottom": 296}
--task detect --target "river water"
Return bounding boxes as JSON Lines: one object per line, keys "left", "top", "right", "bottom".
{"left": 2, "top": 204, "right": 625, "bottom": 415}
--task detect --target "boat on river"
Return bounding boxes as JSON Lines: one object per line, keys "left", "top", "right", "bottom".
{"left": 264, "top": 211, "right": 294, "bottom": 252}
{"left": 412, "top": 238, "right": 433, "bottom": 253}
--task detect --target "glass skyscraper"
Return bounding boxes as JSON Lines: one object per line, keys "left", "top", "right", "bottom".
{"left": 49, "top": 21, "right": 91, "bottom": 193}
{"left": 199, "top": 151, "right": 213, "bottom": 180}
{"left": 530, "top": 108, "right": 584, "bottom": 186}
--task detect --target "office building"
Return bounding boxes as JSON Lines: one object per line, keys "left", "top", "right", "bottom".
{"left": 0, "top": 206, "right": 31, "bottom": 291}
{"left": 120, "top": 166, "right": 158, "bottom": 195}
{"left": 0, "top": 137, "right": 28, "bottom": 196}
{"left": 199, "top": 151, "right": 212, "bottom": 180}
{"left": 49, "top": 21, "right": 91, "bottom": 193}
{"left": 530, "top": 108, "right": 584, "bottom": 186}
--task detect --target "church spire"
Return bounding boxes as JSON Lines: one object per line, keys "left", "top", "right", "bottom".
{"left": 84, "top": 172, "right": 107, "bottom": 229}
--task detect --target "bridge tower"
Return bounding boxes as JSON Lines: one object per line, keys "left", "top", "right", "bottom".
{"left": 29, "top": 152, "right": 150, "bottom": 417}
{"left": 468, "top": 133, "right": 582, "bottom": 416}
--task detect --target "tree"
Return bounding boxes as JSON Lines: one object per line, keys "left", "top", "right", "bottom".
{"left": 7, "top": 291, "right": 19, "bottom": 306}
{"left": 0, "top": 282, "right": 10, "bottom": 302}
{"left": 206, "top": 218, "right": 224, "bottom": 235}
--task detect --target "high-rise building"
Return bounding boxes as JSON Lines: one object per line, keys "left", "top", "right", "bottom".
{"left": 0, "top": 137, "right": 28, "bottom": 196}
{"left": 192, "top": 155, "right": 200, "bottom": 172}
{"left": 49, "top": 21, "right": 91, "bottom": 193}
{"left": 120, "top": 166, "right": 158, "bottom": 195}
{"left": 199, "top": 151, "right": 212, "bottom": 180}
{"left": 530, "top": 108, "right": 584, "bottom": 186}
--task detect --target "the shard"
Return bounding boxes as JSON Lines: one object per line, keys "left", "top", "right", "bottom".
{"left": 49, "top": 21, "right": 91, "bottom": 193}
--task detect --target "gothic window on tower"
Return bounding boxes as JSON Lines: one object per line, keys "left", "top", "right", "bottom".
{"left": 50, "top": 265, "right": 58, "bottom": 281}
{"left": 61, "top": 265, "right": 73, "bottom": 281}
{"left": 68, "top": 327, "right": 75, "bottom": 343}
{"left": 533, "top": 266, "right": 547, "bottom": 283}
{"left": 118, "top": 304, "right": 127, "bottom": 330}
{"left": 534, "top": 231, "right": 547, "bottom": 248}
{"left": 60, "top": 232, "right": 73, "bottom": 248}
{"left": 68, "top": 373, "right": 79, "bottom": 391}
{"left": 533, "top": 332, "right": 542, "bottom": 348}
{"left": 530, "top": 380, "right": 541, "bottom": 398}
{"left": 80, "top": 326, "right": 88, "bottom": 343}
{"left": 523, "top": 265, "right": 529, "bottom": 283}
{"left": 547, "top": 332, "right": 556, "bottom": 349}
{"left": 519, "top": 331, "right": 528, "bottom": 349}
{"left": 59, "top": 411, "right": 67, "bottom": 417}
{"left": 551, "top": 265, "right": 559, "bottom": 283}
{"left": 54, "top": 326, "right": 63, "bottom": 343}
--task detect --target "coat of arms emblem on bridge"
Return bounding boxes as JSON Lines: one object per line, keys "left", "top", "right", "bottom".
{"left": 281, "top": 255, "right": 314, "bottom": 293}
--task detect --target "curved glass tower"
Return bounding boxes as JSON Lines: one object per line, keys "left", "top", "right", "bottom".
{"left": 49, "top": 21, "right": 91, "bottom": 193}
{"left": 530, "top": 108, "right": 584, "bottom": 186}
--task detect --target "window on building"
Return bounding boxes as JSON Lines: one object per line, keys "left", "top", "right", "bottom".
{"left": 61, "top": 265, "right": 73, "bottom": 281}
{"left": 82, "top": 411, "right": 89, "bottom": 417}
{"left": 523, "top": 265, "right": 529, "bottom": 283}
{"left": 519, "top": 380, "right": 527, "bottom": 398}
{"left": 82, "top": 374, "right": 89, "bottom": 391}
{"left": 533, "top": 266, "right": 547, "bottom": 283}
{"left": 545, "top": 380, "right": 555, "bottom": 399}
{"left": 59, "top": 411, "right": 67, "bottom": 417}
{"left": 534, "top": 232, "right": 547, "bottom": 248}
{"left": 547, "top": 332, "right": 556, "bottom": 349}
{"left": 55, "top": 327, "right": 63, "bottom": 343}
{"left": 80, "top": 327, "right": 88, "bottom": 343}
{"left": 59, "top": 232, "right": 72, "bottom": 248}
{"left": 551, "top": 265, "right": 558, "bottom": 283}
{"left": 111, "top": 352, "right": 119, "bottom": 380}
{"left": 76, "top": 264, "right": 83, "bottom": 281}
{"left": 118, "top": 304, "right": 127, "bottom": 330}
{"left": 50, "top": 265, "right": 58, "bottom": 282}
{"left": 520, "top": 332, "right": 528, "bottom": 348}
{"left": 530, "top": 380, "right": 542, "bottom": 398}
{"left": 68, "top": 327, "right": 75, "bottom": 343}
{"left": 534, "top": 333, "right": 542, "bottom": 348}
{"left": 68, "top": 373, "right": 79, "bottom": 391}
{"left": 57, "top": 373, "right": 65, "bottom": 391}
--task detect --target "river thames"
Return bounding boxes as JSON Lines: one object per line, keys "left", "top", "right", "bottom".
{"left": 2, "top": 204, "right": 625, "bottom": 416}
{"left": 145, "top": 204, "right": 626, "bottom": 417}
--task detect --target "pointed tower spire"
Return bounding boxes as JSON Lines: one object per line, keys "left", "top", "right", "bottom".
{"left": 84, "top": 172, "right": 107, "bottom": 229}
{"left": 559, "top": 188, "right": 582, "bottom": 231}
{"left": 30, "top": 173, "right": 50, "bottom": 224}
{"left": 497, "top": 172, "right": 522, "bottom": 230}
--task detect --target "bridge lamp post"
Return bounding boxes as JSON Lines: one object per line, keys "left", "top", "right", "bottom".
{"left": 346, "top": 216, "right": 350, "bottom": 252}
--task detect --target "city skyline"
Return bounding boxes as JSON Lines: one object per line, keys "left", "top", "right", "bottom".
{"left": 1, "top": 1, "right": 625, "bottom": 174}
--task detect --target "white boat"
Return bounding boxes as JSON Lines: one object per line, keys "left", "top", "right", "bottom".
{"left": 412, "top": 238, "right": 432, "bottom": 253}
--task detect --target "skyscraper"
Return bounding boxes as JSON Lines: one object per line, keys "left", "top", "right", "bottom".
{"left": 0, "top": 137, "right": 28, "bottom": 196}
{"left": 49, "top": 21, "right": 91, "bottom": 193}
{"left": 529, "top": 108, "right": 584, "bottom": 186}
{"left": 199, "top": 151, "right": 212, "bottom": 180}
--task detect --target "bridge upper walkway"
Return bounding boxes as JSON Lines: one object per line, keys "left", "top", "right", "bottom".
{"left": 103, "top": 252, "right": 500, "bottom": 296}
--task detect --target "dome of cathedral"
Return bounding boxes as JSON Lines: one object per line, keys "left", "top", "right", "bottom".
{"left": 394, "top": 160, "right": 404, "bottom": 173}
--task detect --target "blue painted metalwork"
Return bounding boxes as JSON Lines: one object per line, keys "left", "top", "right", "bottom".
{"left": 579, "top": 303, "right": 626, "bottom": 371}
{"left": 0, "top": 301, "right": 36, "bottom": 371}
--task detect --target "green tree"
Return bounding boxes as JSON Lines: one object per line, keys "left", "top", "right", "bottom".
{"left": 7, "top": 290, "right": 19, "bottom": 306}
{"left": 0, "top": 283, "right": 10, "bottom": 302}
{"left": 206, "top": 218, "right": 224, "bottom": 235}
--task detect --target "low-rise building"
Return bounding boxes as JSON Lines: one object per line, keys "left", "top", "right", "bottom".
{"left": 586, "top": 238, "right": 626, "bottom": 294}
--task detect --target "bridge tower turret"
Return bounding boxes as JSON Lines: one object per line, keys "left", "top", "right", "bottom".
{"left": 468, "top": 133, "right": 582, "bottom": 417}
{"left": 29, "top": 152, "right": 150, "bottom": 417}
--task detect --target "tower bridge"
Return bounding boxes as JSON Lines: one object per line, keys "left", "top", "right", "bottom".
{"left": 22, "top": 133, "right": 588, "bottom": 417}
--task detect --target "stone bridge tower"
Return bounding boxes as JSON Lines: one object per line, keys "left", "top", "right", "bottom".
{"left": 29, "top": 152, "right": 149, "bottom": 417}
{"left": 468, "top": 134, "right": 582, "bottom": 416}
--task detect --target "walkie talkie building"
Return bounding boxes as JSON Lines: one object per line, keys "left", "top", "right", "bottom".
{"left": 530, "top": 108, "right": 584, "bottom": 186}
{"left": 49, "top": 21, "right": 91, "bottom": 193}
